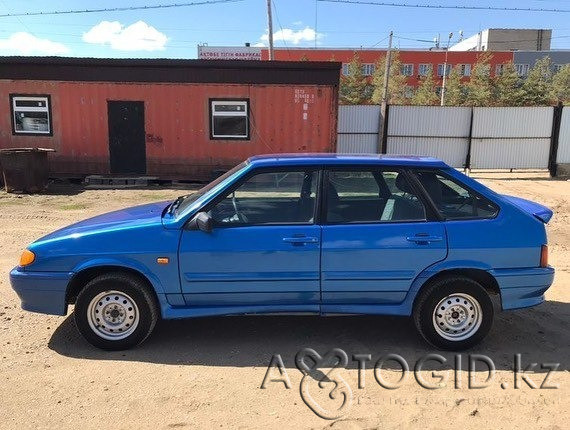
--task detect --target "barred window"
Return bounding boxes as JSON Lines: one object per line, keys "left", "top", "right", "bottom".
{"left": 10, "top": 95, "right": 52, "bottom": 135}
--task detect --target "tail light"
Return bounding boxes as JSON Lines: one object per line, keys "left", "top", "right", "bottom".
{"left": 540, "top": 245, "right": 548, "bottom": 268}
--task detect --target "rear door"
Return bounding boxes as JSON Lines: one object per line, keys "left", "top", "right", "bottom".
{"left": 320, "top": 167, "right": 447, "bottom": 309}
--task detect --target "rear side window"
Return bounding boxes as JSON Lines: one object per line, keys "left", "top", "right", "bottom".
{"left": 326, "top": 170, "right": 426, "bottom": 223}
{"left": 414, "top": 171, "right": 498, "bottom": 219}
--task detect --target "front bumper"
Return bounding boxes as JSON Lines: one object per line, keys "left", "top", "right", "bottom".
{"left": 10, "top": 267, "right": 72, "bottom": 316}
{"left": 492, "top": 266, "right": 555, "bottom": 310}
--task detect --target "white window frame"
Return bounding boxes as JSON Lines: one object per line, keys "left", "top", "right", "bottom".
{"left": 495, "top": 64, "right": 505, "bottom": 76}
{"left": 418, "top": 63, "right": 432, "bottom": 76}
{"left": 342, "top": 63, "right": 350, "bottom": 76}
{"left": 210, "top": 99, "right": 249, "bottom": 140}
{"left": 515, "top": 64, "right": 529, "bottom": 77}
{"left": 10, "top": 94, "right": 51, "bottom": 135}
{"left": 361, "top": 63, "right": 375, "bottom": 76}
{"left": 459, "top": 64, "right": 471, "bottom": 77}
{"left": 401, "top": 64, "right": 414, "bottom": 77}
{"left": 437, "top": 64, "right": 451, "bottom": 77}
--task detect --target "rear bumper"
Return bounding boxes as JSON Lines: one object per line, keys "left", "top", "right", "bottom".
{"left": 491, "top": 267, "right": 555, "bottom": 310}
{"left": 10, "top": 267, "right": 72, "bottom": 316}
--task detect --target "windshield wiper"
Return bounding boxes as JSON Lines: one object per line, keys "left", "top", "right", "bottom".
{"left": 167, "top": 195, "right": 188, "bottom": 215}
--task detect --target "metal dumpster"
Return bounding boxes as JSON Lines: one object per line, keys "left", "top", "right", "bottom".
{"left": 0, "top": 148, "right": 54, "bottom": 193}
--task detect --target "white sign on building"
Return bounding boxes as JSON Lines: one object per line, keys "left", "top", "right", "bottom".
{"left": 197, "top": 46, "right": 262, "bottom": 61}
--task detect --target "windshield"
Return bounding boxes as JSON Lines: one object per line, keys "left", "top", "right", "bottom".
{"left": 174, "top": 161, "right": 248, "bottom": 215}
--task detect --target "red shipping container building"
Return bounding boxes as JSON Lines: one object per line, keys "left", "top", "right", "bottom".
{"left": 0, "top": 57, "right": 340, "bottom": 179}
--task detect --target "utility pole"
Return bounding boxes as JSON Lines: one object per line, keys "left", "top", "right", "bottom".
{"left": 267, "top": 0, "right": 274, "bottom": 60}
{"left": 440, "top": 32, "right": 453, "bottom": 106}
{"left": 379, "top": 31, "right": 393, "bottom": 154}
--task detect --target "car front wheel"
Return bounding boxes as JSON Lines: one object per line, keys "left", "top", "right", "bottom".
{"left": 413, "top": 276, "right": 494, "bottom": 350}
{"left": 74, "top": 273, "right": 159, "bottom": 350}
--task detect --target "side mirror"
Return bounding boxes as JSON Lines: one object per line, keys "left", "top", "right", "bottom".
{"left": 188, "top": 211, "right": 213, "bottom": 233}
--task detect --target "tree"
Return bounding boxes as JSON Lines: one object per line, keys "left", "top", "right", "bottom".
{"left": 551, "top": 64, "right": 570, "bottom": 104}
{"left": 493, "top": 62, "right": 524, "bottom": 106}
{"left": 521, "top": 57, "right": 553, "bottom": 106}
{"left": 443, "top": 65, "right": 464, "bottom": 106}
{"left": 465, "top": 52, "right": 493, "bottom": 106}
{"left": 412, "top": 68, "right": 438, "bottom": 105}
{"left": 371, "top": 50, "right": 408, "bottom": 105}
{"left": 339, "top": 53, "right": 370, "bottom": 105}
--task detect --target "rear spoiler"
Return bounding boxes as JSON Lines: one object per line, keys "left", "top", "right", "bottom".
{"left": 501, "top": 195, "right": 553, "bottom": 224}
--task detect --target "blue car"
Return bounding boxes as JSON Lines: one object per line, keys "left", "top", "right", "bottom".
{"left": 10, "top": 155, "right": 554, "bottom": 350}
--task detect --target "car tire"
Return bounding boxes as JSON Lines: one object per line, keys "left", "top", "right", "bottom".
{"left": 413, "top": 276, "right": 494, "bottom": 351}
{"left": 74, "top": 272, "right": 159, "bottom": 351}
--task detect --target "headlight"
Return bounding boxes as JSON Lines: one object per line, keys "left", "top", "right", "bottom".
{"left": 19, "top": 249, "right": 36, "bottom": 267}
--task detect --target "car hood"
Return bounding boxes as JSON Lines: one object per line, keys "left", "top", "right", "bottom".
{"left": 34, "top": 201, "right": 170, "bottom": 243}
{"left": 501, "top": 195, "right": 553, "bottom": 223}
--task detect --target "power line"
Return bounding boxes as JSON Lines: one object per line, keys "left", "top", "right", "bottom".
{"left": 317, "top": 0, "right": 570, "bottom": 13}
{"left": 0, "top": 0, "right": 243, "bottom": 18}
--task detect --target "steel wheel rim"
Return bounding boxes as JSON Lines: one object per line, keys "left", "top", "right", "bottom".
{"left": 432, "top": 293, "right": 482, "bottom": 341}
{"left": 87, "top": 290, "right": 140, "bottom": 341}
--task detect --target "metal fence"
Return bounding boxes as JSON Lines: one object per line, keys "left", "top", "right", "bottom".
{"left": 337, "top": 104, "right": 570, "bottom": 173}
{"left": 337, "top": 105, "right": 381, "bottom": 154}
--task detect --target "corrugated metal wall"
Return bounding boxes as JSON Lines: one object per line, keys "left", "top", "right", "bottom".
{"left": 0, "top": 80, "right": 338, "bottom": 179}
{"left": 337, "top": 105, "right": 380, "bottom": 153}
{"left": 470, "top": 107, "right": 553, "bottom": 169}
{"left": 386, "top": 106, "right": 471, "bottom": 167}
{"left": 556, "top": 107, "right": 570, "bottom": 164}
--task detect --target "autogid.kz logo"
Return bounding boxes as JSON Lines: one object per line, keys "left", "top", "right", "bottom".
{"left": 260, "top": 348, "right": 561, "bottom": 420}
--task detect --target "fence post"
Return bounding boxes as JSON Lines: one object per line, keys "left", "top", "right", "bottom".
{"left": 379, "top": 104, "right": 389, "bottom": 154}
{"left": 464, "top": 107, "right": 474, "bottom": 173}
{"left": 548, "top": 102, "right": 563, "bottom": 177}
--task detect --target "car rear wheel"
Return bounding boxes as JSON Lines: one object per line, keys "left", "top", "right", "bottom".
{"left": 413, "top": 276, "right": 494, "bottom": 350}
{"left": 74, "top": 273, "right": 158, "bottom": 350}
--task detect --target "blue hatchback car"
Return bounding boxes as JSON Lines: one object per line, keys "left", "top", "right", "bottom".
{"left": 11, "top": 154, "right": 554, "bottom": 350}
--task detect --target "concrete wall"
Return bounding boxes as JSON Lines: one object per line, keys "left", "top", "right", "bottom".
{"left": 513, "top": 50, "right": 570, "bottom": 70}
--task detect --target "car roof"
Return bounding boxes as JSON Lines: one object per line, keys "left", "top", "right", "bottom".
{"left": 247, "top": 153, "right": 448, "bottom": 168}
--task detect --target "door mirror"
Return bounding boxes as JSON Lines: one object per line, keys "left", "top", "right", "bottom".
{"left": 188, "top": 211, "right": 213, "bottom": 233}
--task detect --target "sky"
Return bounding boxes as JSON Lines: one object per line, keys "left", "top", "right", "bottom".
{"left": 0, "top": 0, "right": 569, "bottom": 58}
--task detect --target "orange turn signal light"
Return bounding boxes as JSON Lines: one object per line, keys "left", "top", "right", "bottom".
{"left": 19, "top": 249, "right": 36, "bottom": 267}
{"left": 157, "top": 257, "right": 170, "bottom": 265}
{"left": 540, "top": 245, "right": 548, "bottom": 268}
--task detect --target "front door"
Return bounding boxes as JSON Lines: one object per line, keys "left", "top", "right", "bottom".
{"left": 107, "top": 101, "right": 146, "bottom": 175}
{"left": 320, "top": 168, "right": 447, "bottom": 309}
{"left": 178, "top": 169, "right": 321, "bottom": 312}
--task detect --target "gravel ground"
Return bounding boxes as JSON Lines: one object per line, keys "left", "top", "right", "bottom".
{"left": 0, "top": 172, "right": 568, "bottom": 430}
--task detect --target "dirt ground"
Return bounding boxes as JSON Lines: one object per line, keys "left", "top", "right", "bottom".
{"left": 0, "top": 172, "right": 568, "bottom": 430}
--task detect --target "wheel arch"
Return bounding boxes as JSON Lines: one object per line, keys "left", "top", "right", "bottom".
{"left": 66, "top": 265, "right": 161, "bottom": 315}
{"left": 412, "top": 268, "right": 501, "bottom": 312}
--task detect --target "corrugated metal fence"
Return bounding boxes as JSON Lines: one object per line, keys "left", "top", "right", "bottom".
{"left": 338, "top": 105, "right": 569, "bottom": 172}
{"left": 337, "top": 105, "right": 381, "bottom": 154}
{"left": 557, "top": 107, "right": 570, "bottom": 164}
{"left": 387, "top": 106, "right": 471, "bottom": 168}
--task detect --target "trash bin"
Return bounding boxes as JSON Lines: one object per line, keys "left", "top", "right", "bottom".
{"left": 0, "top": 148, "right": 55, "bottom": 193}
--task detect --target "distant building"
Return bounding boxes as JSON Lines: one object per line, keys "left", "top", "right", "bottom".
{"left": 513, "top": 50, "right": 570, "bottom": 76}
{"left": 450, "top": 29, "right": 551, "bottom": 52}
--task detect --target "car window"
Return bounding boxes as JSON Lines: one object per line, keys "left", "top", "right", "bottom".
{"left": 326, "top": 170, "right": 426, "bottom": 223}
{"left": 209, "top": 170, "right": 317, "bottom": 225}
{"left": 414, "top": 171, "right": 499, "bottom": 219}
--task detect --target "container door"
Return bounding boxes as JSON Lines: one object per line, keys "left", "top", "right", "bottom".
{"left": 107, "top": 101, "right": 146, "bottom": 175}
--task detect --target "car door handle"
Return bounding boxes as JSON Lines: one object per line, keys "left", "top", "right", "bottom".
{"left": 406, "top": 234, "right": 443, "bottom": 244}
{"left": 283, "top": 236, "right": 319, "bottom": 244}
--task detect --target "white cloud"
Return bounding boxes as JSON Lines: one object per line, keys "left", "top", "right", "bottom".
{"left": 83, "top": 20, "right": 168, "bottom": 51}
{"left": 253, "top": 42, "right": 266, "bottom": 47}
{"left": 260, "top": 27, "right": 323, "bottom": 45}
{"left": 0, "top": 32, "right": 69, "bottom": 55}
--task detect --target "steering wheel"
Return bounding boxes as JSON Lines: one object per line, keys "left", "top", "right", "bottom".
{"left": 231, "top": 192, "right": 249, "bottom": 223}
